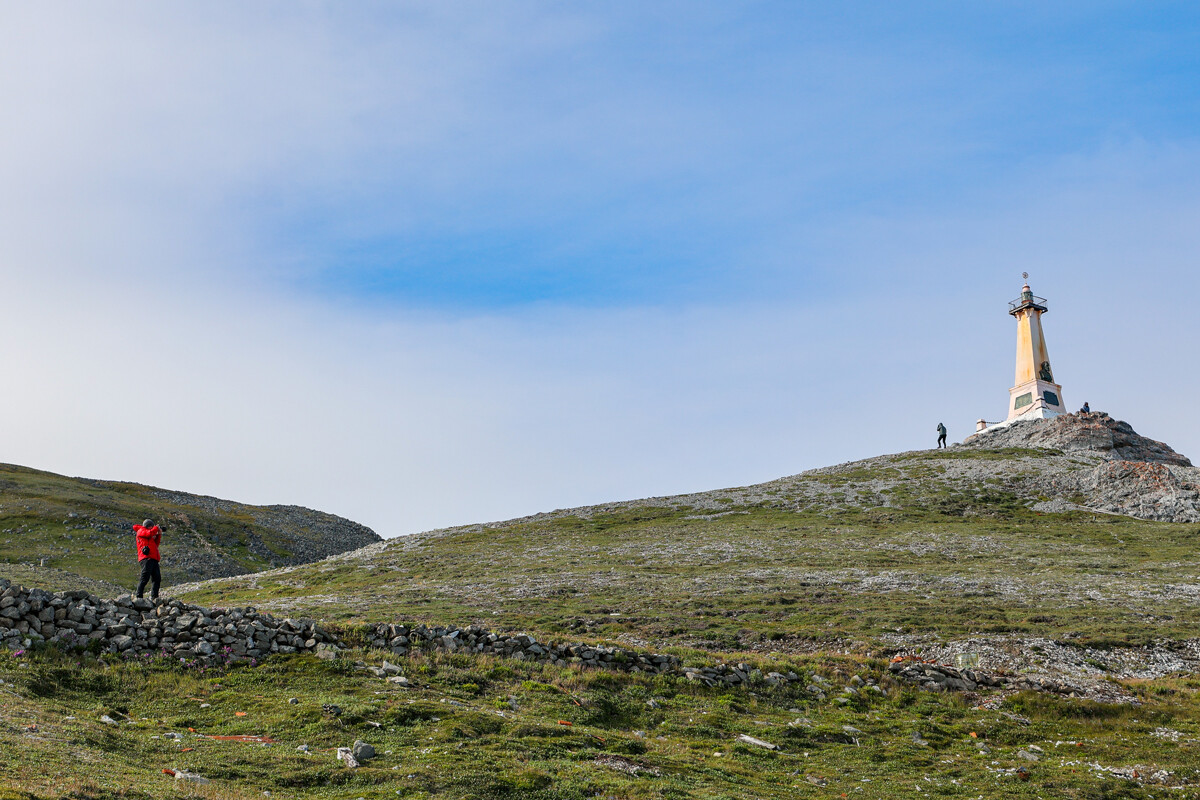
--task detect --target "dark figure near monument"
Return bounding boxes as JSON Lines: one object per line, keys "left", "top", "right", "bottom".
{"left": 1039, "top": 360, "right": 1054, "bottom": 382}
{"left": 936, "top": 422, "right": 947, "bottom": 449}
{"left": 1080, "top": 401, "right": 1090, "bottom": 413}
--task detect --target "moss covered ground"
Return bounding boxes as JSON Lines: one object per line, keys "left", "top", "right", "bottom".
{"left": 2, "top": 644, "right": 1199, "bottom": 799}
{"left": 181, "top": 498, "right": 1200, "bottom": 653}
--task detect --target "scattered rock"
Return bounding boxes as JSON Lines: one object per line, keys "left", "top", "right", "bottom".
{"left": 594, "top": 754, "right": 659, "bottom": 777}
{"left": 737, "top": 734, "right": 779, "bottom": 750}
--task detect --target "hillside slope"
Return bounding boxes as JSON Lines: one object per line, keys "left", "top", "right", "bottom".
{"left": 0, "top": 463, "right": 380, "bottom": 591}
{"left": 178, "top": 412, "right": 1200, "bottom": 684}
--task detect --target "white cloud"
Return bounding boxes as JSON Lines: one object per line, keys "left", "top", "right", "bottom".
{"left": 1, "top": 6, "right": 1198, "bottom": 539}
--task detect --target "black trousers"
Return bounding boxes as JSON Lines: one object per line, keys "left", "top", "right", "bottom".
{"left": 937, "top": 434, "right": 947, "bottom": 448}
{"left": 137, "top": 559, "right": 161, "bottom": 599}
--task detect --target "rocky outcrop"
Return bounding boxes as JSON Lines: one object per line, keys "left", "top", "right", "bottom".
{"left": 958, "top": 412, "right": 1200, "bottom": 522}
{"left": 1046, "top": 460, "right": 1200, "bottom": 522}
{"left": 964, "top": 412, "right": 1191, "bottom": 466}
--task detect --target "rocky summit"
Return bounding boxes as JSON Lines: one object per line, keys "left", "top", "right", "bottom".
{"left": 963, "top": 411, "right": 1200, "bottom": 521}
{"left": 964, "top": 411, "right": 1191, "bottom": 466}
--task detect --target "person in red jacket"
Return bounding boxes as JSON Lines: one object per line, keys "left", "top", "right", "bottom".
{"left": 133, "top": 519, "right": 163, "bottom": 600}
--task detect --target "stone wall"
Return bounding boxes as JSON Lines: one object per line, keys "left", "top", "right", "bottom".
{"left": 0, "top": 578, "right": 831, "bottom": 691}
{"left": 7, "top": 579, "right": 1079, "bottom": 700}
{"left": 0, "top": 579, "right": 336, "bottom": 660}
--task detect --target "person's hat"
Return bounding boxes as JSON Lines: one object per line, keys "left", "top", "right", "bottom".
{"left": 143, "top": 519, "right": 154, "bottom": 528}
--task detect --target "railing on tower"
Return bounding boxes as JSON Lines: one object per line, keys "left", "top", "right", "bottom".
{"left": 1008, "top": 294, "right": 1047, "bottom": 314}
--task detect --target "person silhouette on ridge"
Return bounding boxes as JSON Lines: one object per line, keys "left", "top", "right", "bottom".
{"left": 936, "top": 422, "right": 947, "bottom": 449}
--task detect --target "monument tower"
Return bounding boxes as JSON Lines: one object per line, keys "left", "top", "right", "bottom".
{"left": 1005, "top": 274, "right": 1064, "bottom": 421}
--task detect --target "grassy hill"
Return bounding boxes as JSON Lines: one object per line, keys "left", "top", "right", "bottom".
{"left": 0, "top": 463, "right": 380, "bottom": 592}
{"left": 2, "top": 415, "right": 1199, "bottom": 798}
{"left": 178, "top": 445, "right": 1200, "bottom": 656}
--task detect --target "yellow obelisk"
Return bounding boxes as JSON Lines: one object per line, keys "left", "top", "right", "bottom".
{"left": 1006, "top": 275, "right": 1064, "bottom": 421}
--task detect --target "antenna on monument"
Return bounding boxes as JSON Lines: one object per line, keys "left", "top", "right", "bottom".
{"left": 1022, "top": 271, "right": 1029, "bottom": 281}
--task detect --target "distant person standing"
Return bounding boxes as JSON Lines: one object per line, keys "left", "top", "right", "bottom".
{"left": 1080, "top": 401, "right": 1090, "bottom": 413}
{"left": 134, "top": 519, "right": 163, "bottom": 600}
{"left": 936, "top": 422, "right": 947, "bottom": 449}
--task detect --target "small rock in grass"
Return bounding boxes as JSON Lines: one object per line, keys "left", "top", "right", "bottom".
{"left": 336, "top": 748, "right": 359, "bottom": 768}
{"left": 736, "top": 734, "right": 779, "bottom": 750}
{"left": 296, "top": 744, "right": 310, "bottom": 753}
{"left": 352, "top": 740, "right": 376, "bottom": 762}
{"left": 172, "top": 769, "right": 210, "bottom": 785}
{"left": 288, "top": 698, "right": 299, "bottom": 705}
{"left": 1017, "top": 750, "right": 1040, "bottom": 762}
{"left": 100, "top": 715, "right": 118, "bottom": 726}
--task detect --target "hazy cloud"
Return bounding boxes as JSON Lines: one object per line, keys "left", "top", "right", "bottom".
{"left": 1, "top": 4, "right": 1198, "bottom": 536}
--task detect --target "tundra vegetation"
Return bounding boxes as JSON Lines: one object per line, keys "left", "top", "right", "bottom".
{"left": 2, "top": 419, "right": 1199, "bottom": 798}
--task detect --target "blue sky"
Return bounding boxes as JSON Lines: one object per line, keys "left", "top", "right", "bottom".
{"left": 2, "top": 3, "right": 1199, "bottom": 536}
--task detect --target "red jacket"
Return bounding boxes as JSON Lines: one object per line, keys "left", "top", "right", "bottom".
{"left": 134, "top": 524, "right": 161, "bottom": 562}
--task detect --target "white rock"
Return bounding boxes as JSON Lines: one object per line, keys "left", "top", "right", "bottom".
{"left": 736, "top": 734, "right": 779, "bottom": 750}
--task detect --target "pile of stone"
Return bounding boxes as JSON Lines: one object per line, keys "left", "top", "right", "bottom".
{"left": 681, "top": 663, "right": 806, "bottom": 688}
{"left": 887, "top": 658, "right": 1077, "bottom": 695}
{"left": 0, "top": 578, "right": 336, "bottom": 660}
{"left": 365, "top": 622, "right": 682, "bottom": 674}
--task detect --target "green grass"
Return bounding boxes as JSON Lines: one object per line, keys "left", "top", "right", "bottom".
{"left": 4, "top": 444, "right": 1200, "bottom": 797}
{"left": 0, "top": 463, "right": 374, "bottom": 591}
{"left": 181, "top": 501, "right": 1200, "bottom": 651}
{"left": 3, "top": 645, "right": 1199, "bottom": 799}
